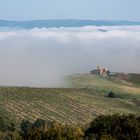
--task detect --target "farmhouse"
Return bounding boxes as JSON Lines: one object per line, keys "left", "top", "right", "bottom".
{"left": 90, "top": 66, "right": 110, "bottom": 76}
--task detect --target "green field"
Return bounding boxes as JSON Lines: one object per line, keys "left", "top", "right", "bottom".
{"left": 127, "top": 73, "right": 140, "bottom": 85}
{"left": 0, "top": 75, "right": 140, "bottom": 125}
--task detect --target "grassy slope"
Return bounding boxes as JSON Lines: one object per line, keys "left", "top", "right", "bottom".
{"left": 0, "top": 75, "right": 140, "bottom": 125}
{"left": 127, "top": 73, "right": 140, "bottom": 85}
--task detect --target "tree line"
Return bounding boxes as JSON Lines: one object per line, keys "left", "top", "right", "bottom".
{"left": 0, "top": 114, "right": 140, "bottom": 140}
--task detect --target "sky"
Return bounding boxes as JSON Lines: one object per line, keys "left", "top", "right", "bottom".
{"left": 0, "top": 0, "right": 140, "bottom": 87}
{"left": 0, "top": 0, "right": 140, "bottom": 21}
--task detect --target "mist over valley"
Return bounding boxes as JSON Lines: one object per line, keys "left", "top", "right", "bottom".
{"left": 0, "top": 26, "right": 140, "bottom": 87}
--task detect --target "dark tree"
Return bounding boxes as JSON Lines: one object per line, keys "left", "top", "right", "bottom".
{"left": 20, "top": 120, "right": 32, "bottom": 139}
{"left": 0, "top": 116, "right": 6, "bottom": 131}
{"left": 85, "top": 114, "right": 140, "bottom": 140}
{"left": 32, "top": 119, "right": 46, "bottom": 130}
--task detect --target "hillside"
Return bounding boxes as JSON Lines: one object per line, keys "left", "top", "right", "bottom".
{"left": 127, "top": 73, "right": 140, "bottom": 85}
{"left": 0, "top": 75, "right": 140, "bottom": 125}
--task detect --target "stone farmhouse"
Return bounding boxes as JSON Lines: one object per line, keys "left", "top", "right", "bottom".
{"left": 90, "top": 66, "right": 110, "bottom": 76}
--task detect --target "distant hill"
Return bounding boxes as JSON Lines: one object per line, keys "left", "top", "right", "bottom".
{"left": 0, "top": 19, "right": 140, "bottom": 28}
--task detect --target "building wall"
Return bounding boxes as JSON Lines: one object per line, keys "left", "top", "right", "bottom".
{"left": 90, "top": 67, "right": 110, "bottom": 76}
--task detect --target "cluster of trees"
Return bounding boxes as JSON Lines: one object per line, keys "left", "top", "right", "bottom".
{"left": 0, "top": 118, "right": 83, "bottom": 140}
{"left": 0, "top": 114, "right": 140, "bottom": 140}
{"left": 85, "top": 114, "right": 140, "bottom": 140}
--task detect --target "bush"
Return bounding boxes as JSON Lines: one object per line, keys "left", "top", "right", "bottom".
{"left": 19, "top": 120, "right": 84, "bottom": 140}
{"left": 0, "top": 116, "right": 6, "bottom": 131}
{"left": 108, "top": 91, "right": 115, "bottom": 98}
{"left": 45, "top": 121, "right": 83, "bottom": 140}
{"left": 32, "top": 119, "right": 46, "bottom": 130}
{"left": 0, "top": 131, "right": 22, "bottom": 140}
{"left": 20, "top": 120, "right": 32, "bottom": 139}
{"left": 85, "top": 114, "right": 140, "bottom": 140}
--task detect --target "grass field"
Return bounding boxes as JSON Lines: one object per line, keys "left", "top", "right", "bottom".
{"left": 127, "top": 73, "right": 140, "bottom": 85}
{"left": 0, "top": 75, "right": 140, "bottom": 125}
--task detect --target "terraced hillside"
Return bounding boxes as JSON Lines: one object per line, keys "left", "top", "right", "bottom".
{"left": 0, "top": 75, "right": 140, "bottom": 125}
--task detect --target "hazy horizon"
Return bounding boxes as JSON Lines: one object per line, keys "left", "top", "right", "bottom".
{"left": 1, "top": 19, "right": 140, "bottom": 22}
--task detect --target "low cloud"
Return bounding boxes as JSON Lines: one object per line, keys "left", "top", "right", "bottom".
{"left": 0, "top": 26, "right": 140, "bottom": 87}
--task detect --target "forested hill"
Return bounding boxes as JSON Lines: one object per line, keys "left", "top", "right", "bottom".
{"left": 0, "top": 19, "right": 140, "bottom": 28}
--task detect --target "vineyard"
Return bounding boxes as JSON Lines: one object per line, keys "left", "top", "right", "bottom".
{"left": 0, "top": 75, "right": 140, "bottom": 125}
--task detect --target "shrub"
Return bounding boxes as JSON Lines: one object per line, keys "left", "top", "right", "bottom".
{"left": 20, "top": 120, "right": 32, "bottom": 139}
{"left": 108, "top": 91, "right": 115, "bottom": 98}
{"left": 0, "top": 116, "right": 6, "bottom": 131}
{"left": 32, "top": 119, "right": 46, "bottom": 130}
{"left": 85, "top": 114, "right": 140, "bottom": 140}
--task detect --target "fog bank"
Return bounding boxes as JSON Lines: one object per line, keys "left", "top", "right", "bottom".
{"left": 0, "top": 26, "right": 140, "bottom": 87}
